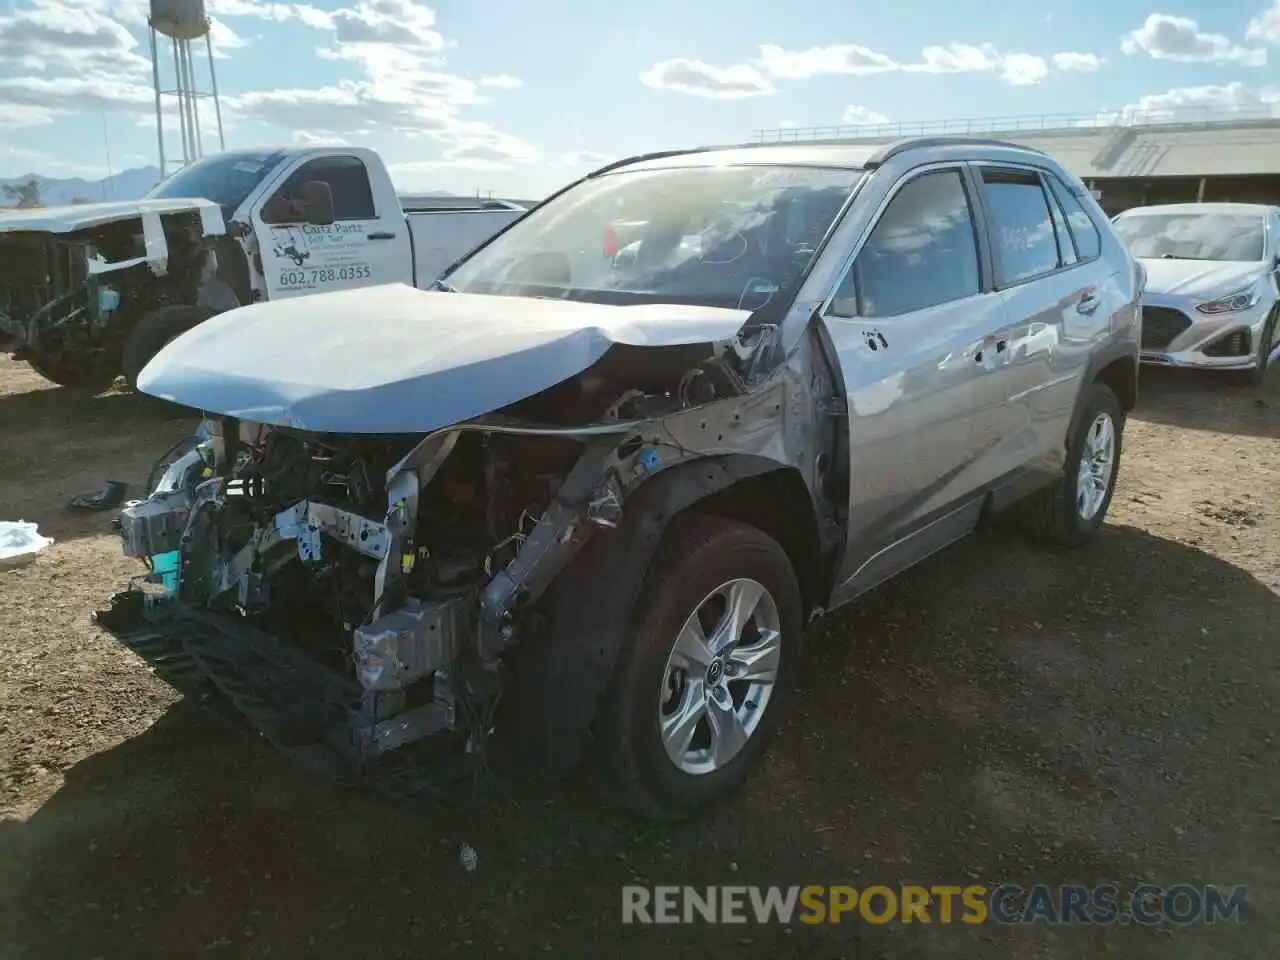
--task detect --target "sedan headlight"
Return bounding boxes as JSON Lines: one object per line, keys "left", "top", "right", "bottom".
{"left": 1195, "top": 287, "right": 1261, "bottom": 315}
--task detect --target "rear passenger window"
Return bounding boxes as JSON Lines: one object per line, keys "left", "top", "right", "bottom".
{"left": 980, "top": 169, "right": 1059, "bottom": 285}
{"left": 1046, "top": 175, "right": 1102, "bottom": 261}
{"left": 829, "top": 169, "right": 980, "bottom": 319}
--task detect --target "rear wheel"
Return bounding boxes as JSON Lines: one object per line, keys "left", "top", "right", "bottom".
{"left": 593, "top": 515, "right": 802, "bottom": 820}
{"left": 1019, "top": 383, "right": 1124, "bottom": 548}
{"left": 121, "top": 304, "right": 213, "bottom": 389}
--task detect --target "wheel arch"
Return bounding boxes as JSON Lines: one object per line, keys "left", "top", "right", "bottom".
{"left": 498, "top": 453, "right": 823, "bottom": 779}
{"left": 1069, "top": 341, "right": 1137, "bottom": 444}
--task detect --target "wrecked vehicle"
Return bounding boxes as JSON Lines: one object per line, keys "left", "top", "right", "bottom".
{"left": 0, "top": 146, "right": 527, "bottom": 389}
{"left": 95, "top": 137, "right": 1141, "bottom": 819}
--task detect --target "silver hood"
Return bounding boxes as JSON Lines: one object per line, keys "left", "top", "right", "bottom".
{"left": 1139, "top": 258, "right": 1269, "bottom": 300}
{"left": 137, "top": 283, "right": 752, "bottom": 434}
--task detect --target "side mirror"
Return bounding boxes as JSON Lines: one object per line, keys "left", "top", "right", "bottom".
{"left": 298, "top": 180, "right": 334, "bottom": 226}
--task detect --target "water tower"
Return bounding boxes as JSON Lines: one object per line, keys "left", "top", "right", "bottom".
{"left": 148, "top": 0, "right": 226, "bottom": 177}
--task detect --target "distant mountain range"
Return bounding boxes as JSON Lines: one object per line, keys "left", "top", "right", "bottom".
{"left": 0, "top": 166, "right": 163, "bottom": 207}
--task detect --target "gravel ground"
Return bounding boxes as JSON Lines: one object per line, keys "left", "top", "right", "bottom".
{"left": 1, "top": 355, "right": 1278, "bottom": 959}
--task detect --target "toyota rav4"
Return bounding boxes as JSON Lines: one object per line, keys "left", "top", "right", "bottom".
{"left": 96, "top": 136, "right": 1141, "bottom": 820}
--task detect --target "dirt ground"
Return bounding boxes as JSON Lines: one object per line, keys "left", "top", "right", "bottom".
{"left": 1, "top": 355, "right": 1277, "bottom": 959}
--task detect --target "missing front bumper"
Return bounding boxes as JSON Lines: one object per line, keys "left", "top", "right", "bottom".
{"left": 93, "top": 591, "right": 479, "bottom": 803}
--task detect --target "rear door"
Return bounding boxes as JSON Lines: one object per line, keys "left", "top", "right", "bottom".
{"left": 974, "top": 165, "right": 1115, "bottom": 477}
{"left": 252, "top": 154, "right": 412, "bottom": 300}
{"left": 820, "top": 164, "right": 1012, "bottom": 599}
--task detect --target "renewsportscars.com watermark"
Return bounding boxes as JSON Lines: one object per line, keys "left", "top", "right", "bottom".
{"left": 622, "top": 884, "right": 1248, "bottom": 926}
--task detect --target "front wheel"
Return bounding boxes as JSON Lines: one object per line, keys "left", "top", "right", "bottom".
{"left": 23, "top": 349, "right": 120, "bottom": 391}
{"left": 1229, "top": 306, "right": 1278, "bottom": 388}
{"left": 121, "top": 304, "right": 213, "bottom": 389}
{"left": 594, "top": 515, "right": 803, "bottom": 820}
{"left": 1019, "top": 382, "right": 1124, "bottom": 548}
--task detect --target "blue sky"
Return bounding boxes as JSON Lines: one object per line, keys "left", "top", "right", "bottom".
{"left": 1, "top": 0, "right": 1278, "bottom": 196}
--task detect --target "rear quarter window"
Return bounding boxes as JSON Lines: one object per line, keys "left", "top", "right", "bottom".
{"left": 1046, "top": 175, "right": 1102, "bottom": 261}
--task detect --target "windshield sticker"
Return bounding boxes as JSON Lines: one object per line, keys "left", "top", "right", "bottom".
{"left": 233, "top": 161, "right": 265, "bottom": 173}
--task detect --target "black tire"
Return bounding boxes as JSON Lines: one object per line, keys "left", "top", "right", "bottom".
{"left": 1228, "top": 307, "right": 1277, "bottom": 388}
{"left": 1019, "top": 382, "right": 1124, "bottom": 548}
{"left": 121, "top": 304, "right": 212, "bottom": 388}
{"left": 23, "top": 350, "right": 119, "bottom": 392}
{"left": 593, "top": 514, "right": 803, "bottom": 820}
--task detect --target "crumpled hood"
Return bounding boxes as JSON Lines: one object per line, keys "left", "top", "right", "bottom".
{"left": 137, "top": 283, "right": 752, "bottom": 434}
{"left": 0, "top": 197, "right": 224, "bottom": 236}
{"left": 1139, "top": 258, "right": 1269, "bottom": 300}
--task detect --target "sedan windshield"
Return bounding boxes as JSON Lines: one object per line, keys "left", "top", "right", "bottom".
{"left": 146, "top": 149, "right": 285, "bottom": 215}
{"left": 441, "top": 164, "right": 864, "bottom": 311}
{"left": 1113, "top": 211, "right": 1266, "bottom": 262}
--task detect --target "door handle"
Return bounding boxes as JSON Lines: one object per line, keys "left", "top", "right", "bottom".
{"left": 1076, "top": 292, "right": 1101, "bottom": 315}
{"left": 368, "top": 232, "right": 396, "bottom": 241}
{"left": 974, "top": 333, "right": 1010, "bottom": 365}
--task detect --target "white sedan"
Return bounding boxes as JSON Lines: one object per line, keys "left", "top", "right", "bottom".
{"left": 1113, "top": 201, "right": 1280, "bottom": 385}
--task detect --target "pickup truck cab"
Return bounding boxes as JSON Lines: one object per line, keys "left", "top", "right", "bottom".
{"left": 0, "top": 145, "right": 529, "bottom": 388}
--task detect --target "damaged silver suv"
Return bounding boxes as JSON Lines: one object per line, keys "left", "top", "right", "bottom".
{"left": 96, "top": 137, "right": 1141, "bottom": 819}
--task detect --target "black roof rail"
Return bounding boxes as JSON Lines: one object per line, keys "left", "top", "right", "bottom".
{"left": 585, "top": 147, "right": 718, "bottom": 178}
{"left": 866, "top": 136, "right": 1047, "bottom": 167}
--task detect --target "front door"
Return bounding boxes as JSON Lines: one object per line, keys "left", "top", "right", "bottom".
{"left": 820, "top": 165, "right": 1012, "bottom": 603}
{"left": 252, "top": 154, "right": 411, "bottom": 300}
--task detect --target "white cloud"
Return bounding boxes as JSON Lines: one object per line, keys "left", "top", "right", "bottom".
{"left": 292, "top": 129, "right": 352, "bottom": 146}
{"left": 0, "top": 0, "right": 151, "bottom": 76}
{"left": 643, "top": 39, "right": 1102, "bottom": 98}
{"left": 1247, "top": 2, "right": 1280, "bottom": 45}
{"left": 208, "top": 18, "right": 249, "bottom": 58}
{"left": 1120, "top": 14, "right": 1266, "bottom": 66}
{"left": 479, "top": 74, "right": 522, "bottom": 89}
{"left": 757, "top": 42, "right": 897, "bottom": 78}
{"left": 1100, "top": 82, "right": 1280, "bottom": 124}
{"left": 840, "top": 105, "right": 889, "bottom": 126}
{"left": 997, "top": 52, "right": 1049, "bottom": 86}
{"left": 640, "top": 58, "right": 775, "bottom": 99}
{"left": 330, "top": 0, "right": 443, "bottom": 48}
{"left": 0, "top": 1, "right": 537, "bottom": 174}
{"left": 1052, "top": 51, "right": 1104, "bottom": 72}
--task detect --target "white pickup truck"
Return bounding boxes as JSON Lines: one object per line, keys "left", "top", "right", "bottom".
{"left": 0, "top": 145, "right": 530, "bottom": 388}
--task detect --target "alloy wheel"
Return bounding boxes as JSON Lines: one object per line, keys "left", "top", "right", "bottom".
{"left": 657, "top": 578, "right": 782, "bottom": 776}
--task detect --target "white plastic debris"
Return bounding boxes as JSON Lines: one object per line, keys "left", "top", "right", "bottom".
{"left": 0, "top": 521, "right": 54, "bottom": 571}
{"left": 459, "top": 844, "right": 478, "bottom": 872}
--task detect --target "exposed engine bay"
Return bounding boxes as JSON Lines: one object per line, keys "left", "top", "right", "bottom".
{"left": 101, "top": 328, "right": 824, "bottom": 776}
{"left": 0, "top": 207, "right": 232, "bottom": 381}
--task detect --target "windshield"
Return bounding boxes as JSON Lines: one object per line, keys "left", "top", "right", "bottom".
{"left": 441, "top": 164, "right": 864, "bottom": 311}
{"left": 145, "top": 150, "right": 285, "bottom": 213}
{"left": 1113, "top": 211, "right": 1266, "bottom": 262}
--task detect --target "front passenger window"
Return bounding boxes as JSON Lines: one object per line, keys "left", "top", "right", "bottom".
{"left": 829, "top": 170, "right": 980, "bottom": 319}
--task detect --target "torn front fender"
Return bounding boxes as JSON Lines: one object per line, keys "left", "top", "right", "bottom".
{"left": 496, "top": 453, "right": 791, "bottom": 779}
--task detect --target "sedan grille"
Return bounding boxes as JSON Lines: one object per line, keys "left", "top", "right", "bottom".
{"left": 1141, "top": 306, "right": 1192, "bottom": 351}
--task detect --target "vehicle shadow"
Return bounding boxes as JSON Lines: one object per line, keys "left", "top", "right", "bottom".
{"left": 2, "top": 523, "right": 1276, "bottom": 960}
{"left": 1131, "top": 365, "right": 1279, "bottom": 439}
